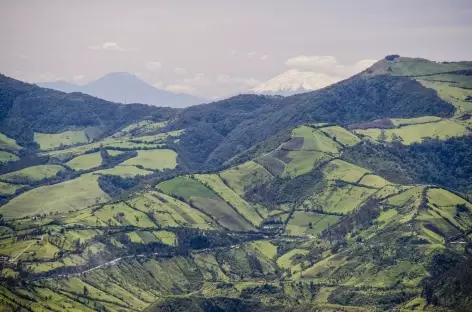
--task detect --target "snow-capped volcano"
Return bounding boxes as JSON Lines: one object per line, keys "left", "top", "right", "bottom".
{"left": 250, "top": 69, "right": 341, "bottom": 95}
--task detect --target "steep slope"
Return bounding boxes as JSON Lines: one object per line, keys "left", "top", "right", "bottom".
{"left": 0, "top": 74, "right": 176, "bottom": 146}
{"left": 39, "top": 72, "right": 204, "bottom": 108}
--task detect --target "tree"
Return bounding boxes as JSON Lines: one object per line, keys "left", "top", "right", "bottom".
{"left": 391, "top": 133, "right": 404, "bottom": 145}
{"left": 378, "top": 130, "right": 387, "bottom": 142}
{"left": 83, "top": 286, "right": 89, "bottom": 296}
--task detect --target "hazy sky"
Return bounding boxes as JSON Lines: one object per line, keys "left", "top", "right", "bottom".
{"left": 1, "top": 0, "right": 471, "bottom": 99}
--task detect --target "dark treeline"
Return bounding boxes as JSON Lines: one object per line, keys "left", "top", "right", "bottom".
{"left": 245, "top": 168, "right": 324, "bottom": 208}
{"left": 0, "top": 155, "right": 50, "bottom": 175}
{"left": 422, "top": 252, "right": 472, "bottom": 310}
{"left": 342, "top": 135, "right": 472, "bottom": 193}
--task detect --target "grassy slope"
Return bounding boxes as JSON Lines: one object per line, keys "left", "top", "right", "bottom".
{"left": 34, "top": 130, "right": 89, "bottom": 150}
{"left": 66, "top": 152, "right": 103, "bottom": 170}
{"left": 355, "top": 119, "right": 470, "bottom": 144}
{"left": 0, "top": 151, "right": 19, "bottom": 163}
{"left": 0, "top": 174, "right": 110, "bottom": 218}
{"left": 0, "top": 181, "right": 25, "bottom": 195}
{"left": 119, "top": 149, "right": 177, "bottom": 170}
{"left": 0, "top": 133, "right": 22, "bottom": 151}
{"left": 0, "top": 165, "right": 65, "bottom": 183}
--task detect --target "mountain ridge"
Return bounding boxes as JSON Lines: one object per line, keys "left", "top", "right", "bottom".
{"left": 39, "top": 72, "right": 204, "bottom": 108}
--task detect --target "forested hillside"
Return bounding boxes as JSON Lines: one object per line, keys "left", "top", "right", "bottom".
{"left": 0, "top": 74, "right": 176, "bottom": 147}
{"left": 168, "top": 75, "right": 454, "bottom": 170}
{"left": 0, "top": 56, "right": 471, "bottom": 312}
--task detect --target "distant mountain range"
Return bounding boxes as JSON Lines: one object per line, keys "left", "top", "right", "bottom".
{"left": 39, "top": 72, "right": 204, "bottom": 108}
{"left": 250, "top": 69, "right": 341, "bottom": 95}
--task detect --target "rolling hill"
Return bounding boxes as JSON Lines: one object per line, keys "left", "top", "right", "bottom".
{"left": 0, "top": 56, "right": 471, "bottom": 312}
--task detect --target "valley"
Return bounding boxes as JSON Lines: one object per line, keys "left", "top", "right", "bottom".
{"left": 0, "top": 56, "right": 471, "bottom": 312}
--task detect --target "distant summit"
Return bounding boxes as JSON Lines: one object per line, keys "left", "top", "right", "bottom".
{"left": 250, "top": 69, "right": 341, "bottom": 96}
{"left": 39, "top": 72, "right": 204, "bottom": 108}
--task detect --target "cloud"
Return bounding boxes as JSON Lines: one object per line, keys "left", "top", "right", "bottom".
{"left": 37, "top": 72, "right": 63, "bottom": 82}
{"left": 285, "top": 55, "right": 378, "bottom": 76}
{"left": 216, "top": 74, "right": 260, "bottom": 87}
{"left": 184, "top": 73, "right": 210, "bottom": 85}
{"left": 247, "top": 52, "right": 257, "bottom": 58}
{"left": 146, "top": 61, "right": 162, "bottom": 71}
{"left": 216, "top": 74, "right": 231, "bottom": 83}
{"left": 174, "top": 67, "right": 188, "bottom": 75}
{"left": 230, "top": 50, "right": 237, "bottom": 57}
{"left": 73, "top": 75, "right": 85, "bottom": 83}
{"left": 165, "top": 84, "right": 196, "bottom": 94}
{"left": 19, "top": 54, "right": 29, "bottom": 59}
{"left": 153, "top": 81, "right": 164, "bottom": 89}
{"left": 260, "top": 54, "right": 269, "bottom": 61}
{"left": 234, "top": 77, "right": 260, "bottom": 86}
{"left": 88, "top": 42, "right": 125, "bottom": 51}
{"left": 285, "top": 55, "right": 338, "bottom": 70}
{"left": 353, "top": 59, "right": 378, "bottom": 71}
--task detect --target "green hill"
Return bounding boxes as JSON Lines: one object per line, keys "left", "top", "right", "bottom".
{"left": 0, "top": 57, "right": 471, "bottom": 312}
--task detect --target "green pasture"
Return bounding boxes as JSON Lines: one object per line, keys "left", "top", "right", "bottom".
{"left": 0, "top": 174, "right": 110, "bottom": 219}
{"left": 66, "top": 152, "right": 103, "bottom": 170}
{"left": 286, "top": 211, "right": 340, "bottom": 236}
{"left": 0, "top": 151, "right": 19, "bottom": 163}
{"left": 355, "top": 119, "right": 470, "bottom": 144}
{"left": 0, "top": 133, "right": 22, "bottom": 151}
{"left": 0, "top": 182, "right": 25, "bottom": 195}
{"left": 119, "top": 149, "right": 177, "bottom": 170}
{"left": 93, "top": 165, "right": 153, "bottom": 178}
{"left": 34, "top": 130, "right": 89, "bottom": 150}
{"left": 0, "top": 165, "right": 65, "bottom": 183}
{"left": 322, "top": 159, "right": 370, "bottom": 183}
{"left": 194, "top": 174, "right": 263, "bottom": 226}
{"left": 283, "top": 150, "right": 332, "bottom": 178}
{"left": 320, "top": 126, "right": 361, "bottom": 147}
{"left": 219, "top": 161, "right": 273, "bottom": 196}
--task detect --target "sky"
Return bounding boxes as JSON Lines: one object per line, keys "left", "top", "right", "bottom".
{"left": 1, "top": 0, "right": 471, "bottom": 99}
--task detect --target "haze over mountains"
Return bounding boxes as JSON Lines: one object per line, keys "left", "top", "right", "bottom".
{"left": 39, "top": 72, "right": 204, "bottom": 108}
